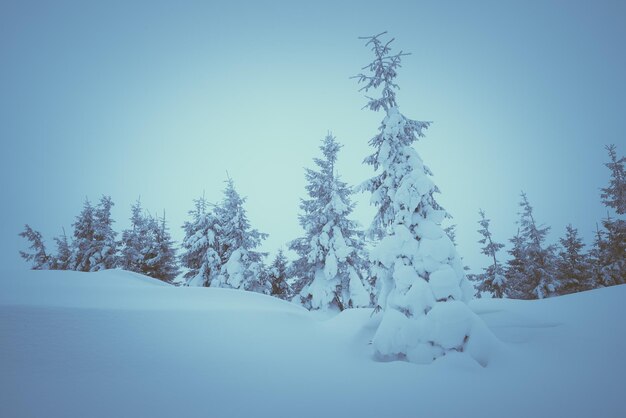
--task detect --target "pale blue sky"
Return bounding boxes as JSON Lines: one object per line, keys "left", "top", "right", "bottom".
{"left": 1, "top": 0, "right": 625, "bottom": 273}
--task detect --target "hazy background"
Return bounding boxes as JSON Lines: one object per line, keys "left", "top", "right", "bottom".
{"left": 1, "top": 0, "right": 624, "bottom": 274}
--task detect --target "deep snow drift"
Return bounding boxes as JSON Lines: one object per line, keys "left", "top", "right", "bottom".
{"left": 1, "top": 269, "right": 624, "bottom": 418}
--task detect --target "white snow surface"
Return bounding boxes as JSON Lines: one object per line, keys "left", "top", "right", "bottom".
{"left": 1, "top": 269, "right": 625, "bottom": 418}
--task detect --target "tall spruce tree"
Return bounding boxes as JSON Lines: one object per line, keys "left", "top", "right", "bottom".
{"left": 506, "top": 193, "right": 558, "bottom": 299}
{"left": 354, "top": 33, "right": 491, "bottom": 364}
{"left": 474, "top": 210, "right": 506, "bottom": 298}
{"left": 180, "top": 195, "right": 221, "bottom": 287}
{"left": 212, "top": 178, "right": 268, "bottom": 291}
{"left": 556, "top": 224, "right": 592, "bottom": 295}
{"left": 19, "top": 224, "right": 52, "bottom": 270}
{"left": 289, "top": 134, "right": 370, "bottom": 310}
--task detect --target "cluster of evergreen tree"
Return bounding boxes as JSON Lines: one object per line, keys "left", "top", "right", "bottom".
{"left": 119, "top": 201, "right": 180, "bottom": 282}
{"left": 19, "top": 196, "right": 179, "bottom": 283}
{"left": 180, "top": 178, "right": 271, "bottom": 293}
{"left": 177, "top": 140, "right": 374, "bottom": 310}
{"left": 472, "top": 144, "right": 625, "bottom": 299}
{"left": 18, "top": 32, "right": 622, "bottom": 323}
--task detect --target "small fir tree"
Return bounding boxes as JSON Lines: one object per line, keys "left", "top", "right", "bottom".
{"left": 90, "top": 195, "right": 119, "bottom": 271}
{"left": 19, "top": 224, "right": 52, "bottom": 270}
{"left": 120, "top": 199, "right": 148, "bottom": 273}
{"left": 556, "top": 224, "right": 592, "bottom": 295}
{"left": 505, "top": 229, "right": 526, "bottom": 298}
{"left": 180, "top": 195, "right": 221, "bottom": 287}
{"left": 600, "top": 144, "right": 625, "bottom": 214}
{"left": 143, "top": 211, "right": 180, "bottom": 283}
{"left": 268, "top": 250, "right": 291, "bottom": 299}
{"left": 289, "top": 134, "right": 370, "bottom": 310}
{"left": 52, "top": 228, "right": 72, "bottom": 270}
{"left": 594, "top": 145, "right": 626, "bottom": 285}
{"left": 596, "top": 213, "right": 625, "bottom": 286}
{"left": 71, "top": 198, "right": 97, "bottom": 272}
{"left": 474, "top": 210, "right": 506, "bottom": 298}
{"left": 212, "top": 178, "right": 268, "bottom": 291}
{"left": 507, "top": 193, "right": 558, "bottom": 299}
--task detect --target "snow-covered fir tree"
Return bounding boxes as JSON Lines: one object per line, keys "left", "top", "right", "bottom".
{"left": 589, "top": 224, "right": 609, "bottom": 287}
{"left": 180, "top": 195, "right": 221, "bottom": 287}
{"left": 90, "top": 196, "right": 119, "bottom": 271}
{"left": 248, "top": 261, "right": 271, "bottom": 295}
{"left": 600, "top": 144, "right": 625, "bottom": 214}
{"left": 289, "top": 133, "right": 370, "bottom": 310}
{"left": 70, "top": 196, "right": 119, "bottom": 272}
{"left": 505, "top": 229, "right": 526, "bottom": 297}
{"left": 593, "top": 145, "right": 625, "bottom": 286}
{"left": 70, "top": 199, "right": 97, "bottom": 271}
{"left": 354, "top": 33, "right": 493, "bottom": 365}
{"left": 592, "top": 214, "right": 625, "bottom": 286}
{"left": 506, "top": 193, "right": 558, "bottom": 299}
{"left": 473, "top": 210, "right": 506, "bottom": 298}
{"left": 268, "top": 250, "right": 290, "bottom": 299}
{"left": 120, "top": 199, "right": 148, "bottom": 273}
{"left": 19, "top": 224, "right": 52, "bottom": 270}
{"left": 120, "top": 201, "right": 179, "bottom": 283}
{"left": 52, "top": 228, "right": 72, "bottom": 270}
{"left": 143, "top": 211, "right": 180, "bottom": 283}
{"left": 556, "top": 224, "right": 592, "bottom": 295}
{"left": 212, "top": 178, "right": 268, "bottom": 291}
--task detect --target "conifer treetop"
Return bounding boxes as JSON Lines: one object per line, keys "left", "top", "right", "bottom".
{"left": 601, "top": 144, "right": 625, "bottom": 215}
{"left": 353, "top": 31, "right": 409, "bottom": 112}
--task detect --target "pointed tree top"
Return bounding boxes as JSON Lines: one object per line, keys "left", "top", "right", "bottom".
{"left": 353, "top": 32, "right": 410, "bottom": 112}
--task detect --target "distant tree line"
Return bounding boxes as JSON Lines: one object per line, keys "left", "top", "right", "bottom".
{"left": 18, "top": 31, "right": 624, "bottom": 314}
{"left": 18, "top": 135, "right": 376, "bottom": 308}
{"left": 471, "top": 144, "right": 625, "bottom": 299}
{"left": 18, "top": 142, "right": 624, "bottom": 302}
{"left": 19, "top": 196, "right": 179, "bottom": 283}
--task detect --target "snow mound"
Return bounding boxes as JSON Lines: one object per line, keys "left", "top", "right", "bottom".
{"left": 1, "top": 270, "right": 625, "bottom": 418}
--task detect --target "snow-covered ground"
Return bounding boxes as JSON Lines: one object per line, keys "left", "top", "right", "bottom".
{"left": 1, "top": 270, "right": 624, "bottom": 418}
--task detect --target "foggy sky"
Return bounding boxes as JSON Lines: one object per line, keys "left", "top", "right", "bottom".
{"left": 1, "top": 0, "right": 625, "bottom": 273}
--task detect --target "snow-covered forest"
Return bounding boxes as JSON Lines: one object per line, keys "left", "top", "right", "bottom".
{"left": 14, "top": 29, "right": 625, "bottom": 371}
{"left": 18, "top": 33, "right": 625, "bottom": 309}
{"left": 2, "top": 2, "right": 626, "bottom": 416}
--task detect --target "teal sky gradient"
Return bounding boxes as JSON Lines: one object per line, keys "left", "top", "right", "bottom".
{"left": 1, "top": 0, "right": 625, "bottom": 273}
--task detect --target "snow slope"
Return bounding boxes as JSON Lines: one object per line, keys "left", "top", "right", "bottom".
{"left": 1, "top": 270, "right": 624, "bottom": 418}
